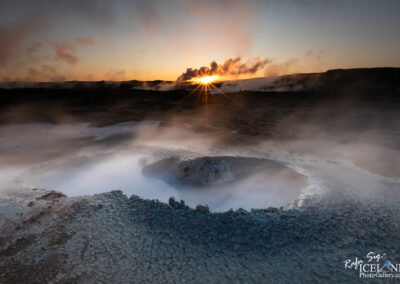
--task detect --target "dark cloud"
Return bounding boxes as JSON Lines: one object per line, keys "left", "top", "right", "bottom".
{"left": 50, "top": 42, "right": 78, "bottom": 65}
{"left": 177, "top": 57, "right": 271, "bottom": 81}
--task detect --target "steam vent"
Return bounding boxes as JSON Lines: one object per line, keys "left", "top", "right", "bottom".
{"left": 1, "top": 0, "right": 400, "bottom": 282}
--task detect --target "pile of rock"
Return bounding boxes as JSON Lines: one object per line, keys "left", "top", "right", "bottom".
{"left": 142, "top": 156, "right": 303, "bottom": 188}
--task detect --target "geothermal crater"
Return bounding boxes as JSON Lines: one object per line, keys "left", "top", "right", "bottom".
{"left": 143, "top": 156, "right": 308, "bottom": 208}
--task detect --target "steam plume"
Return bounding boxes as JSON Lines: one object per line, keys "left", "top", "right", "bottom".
{"left": 177, "top": 57, "right": 271, "bottom": 81}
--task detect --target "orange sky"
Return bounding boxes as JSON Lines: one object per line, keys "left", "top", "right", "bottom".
{"left": 1, "top": 0, "right": 399, "bottom": 82}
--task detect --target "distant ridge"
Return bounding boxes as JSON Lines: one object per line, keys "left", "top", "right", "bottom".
{"left": 1, "top": 68, "right": 400, "bottom": 93}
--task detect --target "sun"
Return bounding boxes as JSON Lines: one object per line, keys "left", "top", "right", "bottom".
{"left": 191, "top": 75, "right": 219, "bottom": 85}
{"left": 175, "top": 74, "right": 236, "bottom": 125}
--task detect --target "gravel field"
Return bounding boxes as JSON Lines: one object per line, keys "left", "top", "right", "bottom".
{"left": 1, "top": 69, "right": 400, "bottom": 283}
{"left": 1, "top": 185, "right": 399, "bottom": 283}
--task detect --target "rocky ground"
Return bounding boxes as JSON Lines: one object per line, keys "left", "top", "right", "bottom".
{"left": 1, "top": 186, "right": 400, "bottom": 283}
{"left": 1, "top": 68, "right": 400, "bottom": 283}
{"left": 142, "top": 156, "right": 306, "bottom": 188}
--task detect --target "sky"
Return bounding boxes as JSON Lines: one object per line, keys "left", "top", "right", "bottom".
{"left": 0, "top": 0, "right": 399, "bottom": 82}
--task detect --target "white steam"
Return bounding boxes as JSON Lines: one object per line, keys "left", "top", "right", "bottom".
{"left": 0, "top": 118, "right": 399, "bottom": 211}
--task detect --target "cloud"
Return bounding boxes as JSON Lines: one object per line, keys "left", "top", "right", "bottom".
{"left": 106, "top": 69, "right": 127, "bottom": 81}
{"left": 177, "top": 57, "right": 271, "bottom": 81}
{"left": 27, "top": 68, "right": 43, "bottom": 78}
{"left": 135, "top": 0, "right": 265, "bottom": 57}
{"left": 290, "top": 0, "right": 341, "bottom": 8}
{"left": 0, "top": 0, "right": 112, "bottom": 27}
{"left": 26, "top": 43, "right": 42, "bottom": 56}
{"left": 41, "top": 64, "right": 56, "bottom": 73}
{"left": 0, "top": 0, "right": 108, "bottom": 67}
{"left": 25, "top": 64, "right": 64, "bottom": 82}
{"left": 0, "top": 0, "right": 267, "bottom": 80}
{"left": 0, "top": 25, "right": 29, "bottom": 65}
{"left": 76, "top": 36, "right": 95, "bottom": 45}
{"left": 0, "top": 0, "right": 342, "bottom": 82}
{"left": 264, "top": 59, "right": 298, "bottom": 77}
{"left": 305, "top": 49, "right": 329, "bottom": 61}
{"left": 50, "top": 41, "right": 78, "bottom": 65}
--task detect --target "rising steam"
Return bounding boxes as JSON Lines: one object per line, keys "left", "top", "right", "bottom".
{"left": 177, "top": 57, "right": 271, "bottom": 81}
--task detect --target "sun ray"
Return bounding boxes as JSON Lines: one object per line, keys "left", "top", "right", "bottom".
{"left": 171, "top": 83, "right": 203, "bottom": 113}
{"left": 195, "top": 85, "right": 204, "bottom": 104}
{"left": 205, "top": 83, "right": 209, "bottom": 124}
{"left": 209, "top": 82, "right": 242, "bottom": 106}
{"left": 173, "top": 74, "right": 243, "bottom": 125}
